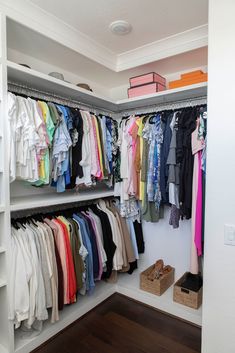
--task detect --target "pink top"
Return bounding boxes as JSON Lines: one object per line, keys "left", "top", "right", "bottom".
{"left": 49, "top": 219, "right": 70, "bottom": 305}
{"left": 128, "top": 118, "right": 139, "bottom": 196}
{"left": 56, "top": 219, "right": 77, "bottom": 304}
{"left": 192, "top": 119, "right": 205, "bottom": 155}
{"left": 194, "top": 151, "right": 203, "bottom": 256}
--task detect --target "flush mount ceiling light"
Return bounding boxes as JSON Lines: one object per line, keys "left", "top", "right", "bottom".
{"left": 109, "top": 20, "right": 132, "bottom": 35}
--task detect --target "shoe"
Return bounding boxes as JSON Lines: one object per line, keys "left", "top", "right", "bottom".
{"left": 147, "top": 259, "right": 164, "bottom": 281}
{"left": 162, "top": 265, "right": 173, "bottom": 276}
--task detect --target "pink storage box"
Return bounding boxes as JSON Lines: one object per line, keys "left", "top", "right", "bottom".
{"left": 130, "top": 72, "right": 166, "bottom": 88}
{"left": 128, "top": 82, "right": 166, "bottom": 98}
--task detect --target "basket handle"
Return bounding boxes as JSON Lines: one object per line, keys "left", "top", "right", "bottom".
{"left": 181, "top": 288, "right": 189, "bottom": 294}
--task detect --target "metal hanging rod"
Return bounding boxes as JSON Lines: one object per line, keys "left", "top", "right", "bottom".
{"left": 8, "top": 81, "right": 207, "bottom": 118}
{"left": 8, "top": 81, "right": 116, "bottom": 117}
{"left": 11, "top": 195, "right": 115, "bottom": 219}
{"left": 118, "top": 95, "right": 207, "bottom": 118}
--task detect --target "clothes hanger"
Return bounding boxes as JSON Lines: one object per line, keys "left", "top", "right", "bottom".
{"left": 29, "top": 217, "right": 39, "bottom": 227}
{"left": 148, "top": 113, "right": 158, "bottom": 124}
{"left": 11, "top": 219, "right": 20, "bottom": 230}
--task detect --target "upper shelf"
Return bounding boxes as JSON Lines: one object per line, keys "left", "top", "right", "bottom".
{"left": 7, "top": 61, "right": 207, "bottom": 113}
{"left": 117, "top": 82, "right": 207, "bottom": 111}
{"left": 10, "top": 189, "right": 114, "bottom": 212}
{"left": 7, "top": 61, "right": 118, "bottom": 112}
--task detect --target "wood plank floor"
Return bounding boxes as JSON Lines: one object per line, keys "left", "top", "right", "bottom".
{"left": 32, "top": 294, "right": 201, "bottom": 353}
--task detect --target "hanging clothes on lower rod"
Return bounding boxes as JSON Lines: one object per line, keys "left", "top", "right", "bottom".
{"left": 9, "top": 198, "right": 144, "bottom": 333}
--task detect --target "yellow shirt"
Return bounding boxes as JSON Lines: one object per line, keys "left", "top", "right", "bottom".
{"left": 58, "top": 216, "right": 71, "bottom": 242}
{"left": 93, "top": 116, "right": 104, "bottom": 177}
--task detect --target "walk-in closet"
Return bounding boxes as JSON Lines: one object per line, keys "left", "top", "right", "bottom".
{"left": 0, "top": 1, "right": 234, "bottom": 353}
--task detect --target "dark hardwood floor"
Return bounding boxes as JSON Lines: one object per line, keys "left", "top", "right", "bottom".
{"left": 32, "top": 294, "right": 201, "bottom": 353}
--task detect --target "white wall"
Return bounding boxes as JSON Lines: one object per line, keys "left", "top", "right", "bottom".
{"left": 202, "top": 1, "right": 235, "bottom": 352}
{"left": 110, "top": 65, "right": 208, "bottom": 100}
{"left": 140, "top": 209, "right": 192, "bottom": 279}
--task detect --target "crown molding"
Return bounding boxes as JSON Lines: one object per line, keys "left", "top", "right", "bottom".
{"left": 0, "top": 0, "right": 117, "bottom": 70}
{"left": 116, "top": 25, "right": 208, "bottom": 71}
{"left": 0, "top": 1, "right": 208, "bottom": 72}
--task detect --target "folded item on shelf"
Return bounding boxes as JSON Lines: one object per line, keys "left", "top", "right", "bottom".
{"left": 181, "top": 70, "right": 205, "bottom": 80}
{"left": 169, "top": 71, "right": 207, "bottom": 89}
{"left": 48, "top": 72, "right": 70, "bottom": 83}
{"left": 48, "top": 71, "right": 65, "bottom": 80}
{"left": 76, "top": 83, "right": 93, "bottom": 92}
{"left": 19, "top": 63, "right": 31, "bottom": 69}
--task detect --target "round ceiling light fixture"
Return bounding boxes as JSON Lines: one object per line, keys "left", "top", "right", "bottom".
{"left": 109, "top": 20, "right": 132, "bottom": 35}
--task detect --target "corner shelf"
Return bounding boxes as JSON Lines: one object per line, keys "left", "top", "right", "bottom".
{"left": 0, "top": 279, "right": 6, "bottom": 288}
{"left": 0, "top": 344, "right": 8, "bottom": 353}
{"left": 7, "top": 60, "right": 207, "bottom": 114}
{"left": 0, "top": 246, "right": 6, "bottom": 254}
{"left": 10, "top": 189, "right": 114, "bottom": 212}
{"left": 116, "top": 82, "right": 207, "bottom": 111}
{"left": 7, "top": 61, "right": 118, "bottom": 113}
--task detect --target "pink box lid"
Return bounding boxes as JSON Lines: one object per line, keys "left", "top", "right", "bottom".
{"left": 130, "top": 72, "right": 166, "bottom": 88}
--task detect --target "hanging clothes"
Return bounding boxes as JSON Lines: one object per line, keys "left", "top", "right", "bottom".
{"left": 9, "top": 199, "right": 144, "bottom": 331}
{"left": 7, "top": 92, "right": 116, "bottom": 192}
{"left": 190, "top": 110, "right": 207, "bottom": 274}
{"left": 114, "top": 104, "right": 207, "bottom": 230}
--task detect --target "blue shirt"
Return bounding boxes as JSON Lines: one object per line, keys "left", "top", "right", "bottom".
{"left": 73, "top": 214, "right": 95, "bottom": 292}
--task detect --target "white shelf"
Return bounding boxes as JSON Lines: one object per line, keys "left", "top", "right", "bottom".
{"left": 10, "top": 189, "right": 114, "bottom": 212}
{"left": 117, "top": 269, "right": 202, "bottom": 326}
{"left": 0, "top": 246, "right": 6, "bottom": 254}
{"left": 7, "top": 61, "right": 118, "bottom": 113}
{"left": 0, "top": 344, "right": 8, "bottom": 353}
{"left": 7, "top": 61, "right": 207, "bottom": 113}
{"left": 0, "top": 279, "right": 6, "bottom": 288}
{"left": 0, "top": 205, "right": 5, "bottom": 213}
{"left": 15, "top": 281, "right": 116, "bottom": 353}
{"left": 117, "top": 82, "right": 207, "bottom": 111}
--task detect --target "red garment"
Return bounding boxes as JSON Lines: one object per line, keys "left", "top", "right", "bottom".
{"left": 56, "top": 219, "right": 77, "bottom": 304}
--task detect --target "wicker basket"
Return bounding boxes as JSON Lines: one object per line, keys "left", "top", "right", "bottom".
{"left": 173, "top": 272, "right": 202, "bottom": 309}
{"left": 140, "top": 264, "right": 175, "bottom": 296}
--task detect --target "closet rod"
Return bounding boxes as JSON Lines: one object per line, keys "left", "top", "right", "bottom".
{"left": 8, "top": 81, "right": 115, "bottom": 116}
{"left": 119, "top": 95, "right": 207, "bottom": 118}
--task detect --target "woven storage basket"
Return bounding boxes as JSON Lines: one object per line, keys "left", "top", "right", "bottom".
{"left": 140, "top": 264, "right": 175, "bottom": 296}
{"left": 173, "top": 272, "right": 202, "bottom": 309}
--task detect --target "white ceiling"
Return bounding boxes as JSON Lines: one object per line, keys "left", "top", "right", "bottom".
{"left": 29, "top": 0, "right": 208, "bottom": 54}
{"left": 7, "top": 18, "right": 208, "bottom": 90}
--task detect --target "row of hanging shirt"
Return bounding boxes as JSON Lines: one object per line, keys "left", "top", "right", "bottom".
{"left": 114, "top": 105, "right": 207, "bottom": 230}
{"left": 9, "top": 199, "right": 144, "bottom": 331}
{"left": 7, "top": 92, "right": 118, "bottom": 192}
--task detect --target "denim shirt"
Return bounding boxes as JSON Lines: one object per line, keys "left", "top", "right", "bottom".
{"left": 72, "top": 214, "right": 95, "bottom": 292}
{"left": 143, "top": 114, "right": 163, "bottom": 207}
{"left": 52, "top": 106, "right": 72, "bottom": 192}
{"left": 105, "top": 117, "right": 113, "bottom": 172}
